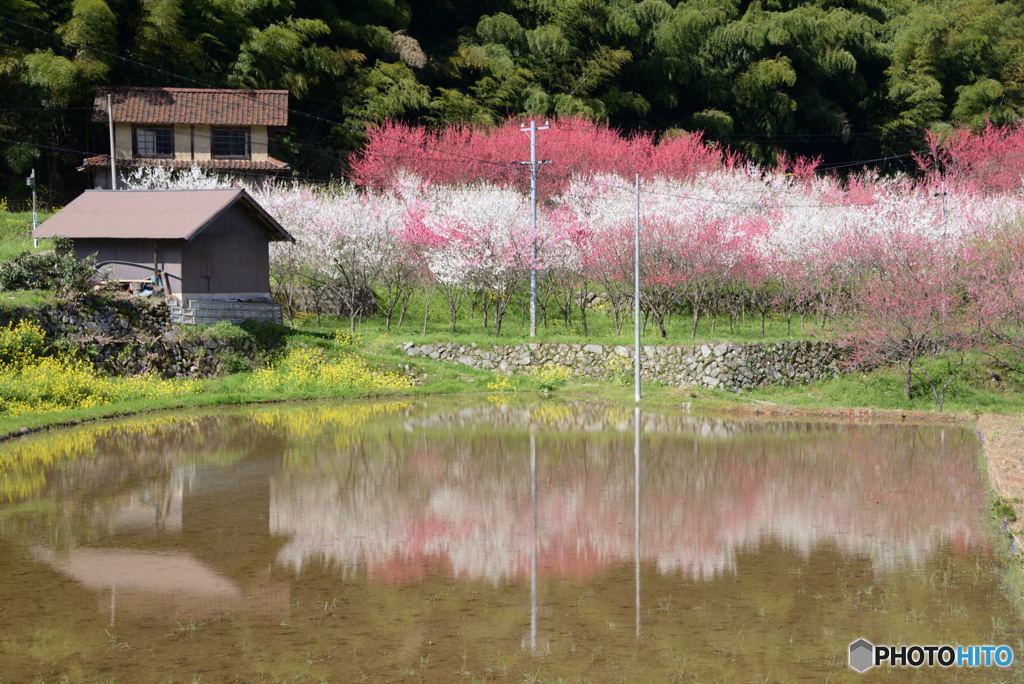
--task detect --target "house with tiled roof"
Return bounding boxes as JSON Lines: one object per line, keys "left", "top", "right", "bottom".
{"left": 81, "top": 87, "right": 291, "bottom": 187}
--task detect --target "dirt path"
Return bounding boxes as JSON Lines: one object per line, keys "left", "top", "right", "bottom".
{"left": 977, "top": 414, "right": 1024, "bottom": 550}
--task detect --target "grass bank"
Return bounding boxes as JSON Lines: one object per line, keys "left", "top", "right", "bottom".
{"left": 975, "top": 415, "right": 1024, "bottom": 617}
{"left": 4, "top": 315, "right": 1024, "bottom": 441}
{"left": 0, "top": 210, "right": 52, "bottom": 261}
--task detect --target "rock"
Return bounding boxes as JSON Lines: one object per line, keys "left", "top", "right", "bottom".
{"left": 583, "top": 344, "right": 603, "bottom": 354}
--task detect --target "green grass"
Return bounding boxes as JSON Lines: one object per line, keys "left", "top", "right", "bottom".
{"left": 296, "top": 288, "right": 818, "bottom": 347}
{"left": 0, "top": 289, "right": 55, "bottom": 309}
{"left": 0, "top": 210, "right": 53, "bottom": 261}
{"left": 3, "top": 301, "right": 1024, "bottom": 441}
{"left": 5, "top": 326, "right": 1022, "bottom": 443}
{"left": 0, "top": 323, "right": 502, "bottom": 440}
{"left": 743, "top": 353, "right": 1024, "bottom": 415}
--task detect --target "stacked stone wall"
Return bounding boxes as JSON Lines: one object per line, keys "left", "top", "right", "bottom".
{"left": 403, "top": 340, "right": 845, "bottom": 391}
{"left": 1, "top": 295, "right": 281, "bottom": 378}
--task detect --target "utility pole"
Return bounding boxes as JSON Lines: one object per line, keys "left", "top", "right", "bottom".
{"left": 634, "top": 172, "right": 642, "bottom": 402}
{"left": 520, "top": 119, "right": 549, "bottom": 337}
{"left": 934, "top": 176, "right": 948, "bottom": 323}
{"left": 25, "top": 168, "right": 37, "bottom": 248}
{"left": 107, "top": 94, "right": 118, "bottom": 190}
{"left": 934, "top": 179, "right": 947, "bottom": 226}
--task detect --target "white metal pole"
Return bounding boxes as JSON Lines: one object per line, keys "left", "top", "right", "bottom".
{"left": 30, "top": 168, "right": 37, "bottom": 248}
{"left": 935, "top": 177, "right": 948, "bottom": 323}
{"left": 529, "top": 120, "right": 538, "bottom": 337}
{"left": 107, "top": 94, "right": 117, "bottom": 191}
{"left": 521, "top": 120, "right": 548, "bottom": 337}
{"left": 634, "top": 172, "right": 642, "bottom": 402}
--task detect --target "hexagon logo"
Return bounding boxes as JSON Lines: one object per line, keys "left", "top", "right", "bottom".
{"left": 849, "top": 638, "right": 875, "bottom": 673}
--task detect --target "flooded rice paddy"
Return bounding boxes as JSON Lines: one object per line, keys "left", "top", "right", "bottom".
{"left": 0, "top": 399, "right": 1020, "bottom": 682}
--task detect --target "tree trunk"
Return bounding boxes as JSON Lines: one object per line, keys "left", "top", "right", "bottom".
{"left": 904, "top": 359, "right": 913, "bottom": 401}
{"left": 397, "top": 295, "right": 411, "bottom": 328}
{"left": 691, "top": 309, "right": 699, "bottom": 338}
{"left": 494, "top": 294, "right": 507, "bottom": 335}
{"left": 579, "top": 284, "right": 588, "bottom": 336}
{"left": 421, "top": 288, "right": 432, "bottom": 335}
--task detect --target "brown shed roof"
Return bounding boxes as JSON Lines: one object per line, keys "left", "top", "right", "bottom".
{"left": 36, "top": 189, "right": 294, "bottom": 242}
{"left": 92, "top": 87, "right": 289, "bottom": 126}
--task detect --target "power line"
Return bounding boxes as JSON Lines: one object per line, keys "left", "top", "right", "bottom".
{"left": 0, "top": 135, "right": 93, "bottom": 157}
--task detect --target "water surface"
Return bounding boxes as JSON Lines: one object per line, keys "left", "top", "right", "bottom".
{"left": 0, "top": 400, "right": 1018, "bottom": 682}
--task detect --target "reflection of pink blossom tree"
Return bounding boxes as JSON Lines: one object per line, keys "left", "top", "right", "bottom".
{"left": 268, "top": 414, "right": 988, "bottom": 584}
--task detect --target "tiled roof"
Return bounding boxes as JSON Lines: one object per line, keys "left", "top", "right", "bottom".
{"left": 80, "top": 154, "right": 290, "bottom": 173}
{"left": 92, "top": 87, "right": 289, "bottom": 126}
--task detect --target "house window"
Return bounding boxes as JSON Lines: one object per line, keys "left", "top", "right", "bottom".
{"left": 133, "top": 126, "right": 173, "bottom": 158}
{"left": 211, "top": 128, "right": 250, "bottom": 159}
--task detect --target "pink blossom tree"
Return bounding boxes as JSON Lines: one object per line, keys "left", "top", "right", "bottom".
{"left": 844, "top": 229, "right": 971, "bottom": 408}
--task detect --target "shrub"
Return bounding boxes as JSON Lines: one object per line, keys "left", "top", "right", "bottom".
{"left": 527, "top": 363, "right": 572, "bottom": 392}
{"left": 0, "top": 237, "right": 97, "bottom": 294}
{"left": 0, "top": 319, "right": 47, "bottom": 367}
{"left": 602, "top": 355, "right": 632, "bottom": 384}
{"left": 0, "top": 320, "right": 197, "bottom": 417}
{"left": 0, "top": 357, "right": 197, "bottom": 416}
{"left": 486, "top": 375, "right": 515, "bottom": 393}
{"left": 333, "top": 331, "right": 363, "bottom": 346}
{"left": 248, "top": 346, "right": 412, "bottom": 394}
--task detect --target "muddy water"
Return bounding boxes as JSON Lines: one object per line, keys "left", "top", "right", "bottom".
{"left": 0, "top": 400, "right": 1019, "bottom": 682}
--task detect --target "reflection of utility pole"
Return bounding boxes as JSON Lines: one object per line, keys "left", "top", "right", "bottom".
{"left": 530, "top": 429, "right": 538, "bottom": 652}
{"left": 634, "top": 406, "right": 641, "bottom": 638}
{"left": 520, "top": 120, "right": 549, "bottom": 338}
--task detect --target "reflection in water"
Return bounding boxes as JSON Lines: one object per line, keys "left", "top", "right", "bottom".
{"left": 269, "top": 419, "right": 984, "bottom": 583}
{"left": 634, "top": 405, "right": 641, "bottom": 640}
{"left": 0, "top": 400, "right": 1018, "bottom": 682}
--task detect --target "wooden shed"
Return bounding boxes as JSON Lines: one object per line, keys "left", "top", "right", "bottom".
{"left": 36, "top": 189, "right": 293, "bottom": 323}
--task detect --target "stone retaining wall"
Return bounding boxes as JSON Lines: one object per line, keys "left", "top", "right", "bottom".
{"left": 2, "top": 295, "right": 281, "bottom": 379}
{"left": 0, "top": 294, "right": 169, "bottom": 339}
{"left": 403, "top": 340, "right": 846, "bottom": 391}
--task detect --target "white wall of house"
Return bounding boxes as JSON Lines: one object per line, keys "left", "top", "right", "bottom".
{"left": 251, "top": 126, "right": 269, "bottom": 161}
{"left": 174, "top": 125, "right": 192, "bottom": 161}
{"left": 107, "top": 122, "right": 270, "bottom": 165}
{"left": 193, "top": 124, "right": 212, "bottom": 160}
{"left": 114, "top": 123, "right": 133, "bottom": 159}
